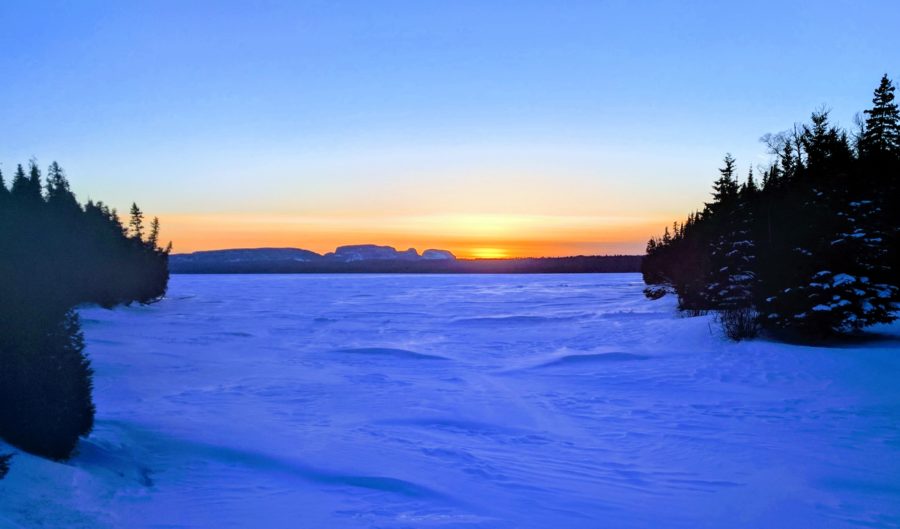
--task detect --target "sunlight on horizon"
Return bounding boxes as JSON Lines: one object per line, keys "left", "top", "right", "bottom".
{"left": 469, "top": 247, "right": 510, "bottom": 259}
{"left": 155, "top": 211, "right": 674, "bottom": 257}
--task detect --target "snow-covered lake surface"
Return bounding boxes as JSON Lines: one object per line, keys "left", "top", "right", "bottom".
{"left": 2, "top": 273, "right": 900, "bottom": 528}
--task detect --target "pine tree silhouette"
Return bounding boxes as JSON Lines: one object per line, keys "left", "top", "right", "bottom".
{"left": 0, "top": 161, "right": 169, "bottom": 460}
{"left": 0, "top": 169, "right": 8, "bottom": 203}
{"left": 10, "top": 164, "right": 36, "bottom": 200}
{"left": 643, "top": 77, "right": 899, "bottom": 340}
{"left": 148, "top": 216, "right": 161, "bottom": 250}
{"left": 862, "top": 75, "right": 900, "bottom": 157}
{"left": 129, "top": 202, "right": 145, "bottom": 241}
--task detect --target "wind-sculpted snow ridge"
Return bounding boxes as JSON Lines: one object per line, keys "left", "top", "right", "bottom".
{"left": 331, "top": 347, "right": 450, "bottom": 361}
{"left": 1, "top": 274, "right": 899, "bottom": 528}
{"left": 532, "top": 351, "right": 651, "bottom": 368}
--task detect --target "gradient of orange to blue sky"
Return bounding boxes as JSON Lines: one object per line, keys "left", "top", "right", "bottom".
{"left": 2, "top": 1, "right": 899, "bottom": 258}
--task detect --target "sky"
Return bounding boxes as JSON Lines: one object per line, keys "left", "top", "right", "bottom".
{"left": 1, "top": 1, "right": 899, "bottom": 258}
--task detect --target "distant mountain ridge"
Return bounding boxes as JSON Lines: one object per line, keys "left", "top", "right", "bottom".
{"left": 326, "top": 245, "right": 456, "bottom": 262}
{"left": 169, "top": 246, "right": 642, "bottom": 274}
{"left": 171, "top": 245, "right": 457, "bottom": 266}
{"left": 172, "top": 247, "right": 322, "bottom": 264}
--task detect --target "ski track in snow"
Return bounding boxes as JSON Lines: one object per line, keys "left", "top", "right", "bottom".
{"left": 2, "top": 273, "right": 900, "bottom": 528}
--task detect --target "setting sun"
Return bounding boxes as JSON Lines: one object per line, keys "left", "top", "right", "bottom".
{"left": 469, "top": 247, "right": 509, "bottom": 259}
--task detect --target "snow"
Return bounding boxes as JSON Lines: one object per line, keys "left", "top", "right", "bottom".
{"left": 832, "top": 274, "right": 856, "bottom": 287}
{"left": 2, "top": 273, "right": 900, "bottom": 528}
{"left": 876, "top": 287, "right": 895, "bottom": 299}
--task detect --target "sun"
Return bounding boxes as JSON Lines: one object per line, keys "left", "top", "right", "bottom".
{"left": 470, "top": 247, "right": 509, "bottom": 259}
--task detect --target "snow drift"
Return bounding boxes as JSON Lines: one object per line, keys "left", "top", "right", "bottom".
{"left": 1, "top": 274, "right": 898, "bottom": 528}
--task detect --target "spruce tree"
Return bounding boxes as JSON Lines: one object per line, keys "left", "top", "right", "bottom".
{"left": 704, "top": 155, "right": 742, "bottom": 305}
{"left": 861, "top": 75, "right": 900, "bottom": 157}
{"left": 709, "top": 154, "right": 739, "bottom": 207}
{"left": 44, "top": 162, "right": 81, "bottom": 213}
{"left": 744, "top": 166, "right": 758, "bottom": 194}
{"left": 705, "top": 159, "right": 759, "bottom": 337}
{"left": 28, "top": 160, "right": 42, "bottom": 198}
{"left": 1, "top": 159, "right": 169, "bottom": 460}
{"left": 45, "top": 162, "right": 68, "bottom": 199}
{"left": 765, "top": 198, "right": 896, "bottom": 334}
{"left": 128, "top": 202, "right": 145, "bottom": 240}
{"left": 148, "top": 216, "right": 160, "bottom": 249}
{"left": 859, "top": 76, "right": 900, "bottom": 294}
{"left": 644, "top": 77, "right": 899, "bottom": 340}
{"left": 9, "top": 164, "right": 34, "bottom": 199}
{"left": 0, "top": 168, "right": 7, "bottom": 199}
{"left": 0, "top": 309, "right": 95, "bottom": 460}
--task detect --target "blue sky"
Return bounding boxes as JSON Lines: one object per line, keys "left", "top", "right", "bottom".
{"left": 1, "top": 0, "right": 898, "bottom": 255}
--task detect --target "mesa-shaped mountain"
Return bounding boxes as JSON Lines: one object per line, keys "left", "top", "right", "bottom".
{"left": 168, "top": 246, "right": 642, "bottom": 274}
{"left": 172, "top": 247, "right": 322, "bottom": 264}
{"left": 325, "top": 245, "right": 421, "bottom": 261}
{"left": 170, "top": 245, "right": 457, "bottom": 266}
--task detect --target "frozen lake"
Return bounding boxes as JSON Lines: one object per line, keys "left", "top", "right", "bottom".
{"left": 2, "top": 273, "right": 900, "bottom": 528}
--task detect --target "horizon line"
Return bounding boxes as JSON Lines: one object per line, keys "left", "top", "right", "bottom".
{"left": 171, "top": 244, "right": 646, "bottom": 259}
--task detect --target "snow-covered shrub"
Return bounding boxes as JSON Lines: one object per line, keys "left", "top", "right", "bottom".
{"left": 643, "top": 286, "right": 668, "bottom": 300}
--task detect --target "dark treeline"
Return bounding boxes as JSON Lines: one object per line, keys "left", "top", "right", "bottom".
{"left": 0, "top": 160, "right": 169, "bottom": 460}
{"left": 170, "top": 255, "right": 643, "bottom": 274}
{"left": 643, "top": 75, "right": 899, "bottom": 340}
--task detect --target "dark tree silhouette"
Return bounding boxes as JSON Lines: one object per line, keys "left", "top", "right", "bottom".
{"left": 148, "top": 216, "right": 161, "bottom": 249}
{"left": 129, "top": 202, "right": 145, "bottom": 241}
{"left": 0, "top": 161, "right": 169, "bottom": 460}
{"left": 0, "top": 169, "right": 8, "bottom": 203}
{"left": 644, "top": 77, "right": 899, "bottom": 340}
{"left": 861, "top": 75, "right": 900, "bottom": 157}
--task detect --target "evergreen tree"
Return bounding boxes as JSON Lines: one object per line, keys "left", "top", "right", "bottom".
{"left": 0, "top": 169, "right": 8, "bottom": 202}
{"left": 0, "top": 310, "right": 94, "bottom": 460}
{"left": 28, "top": 160, "right": 42, "bottom": 194}
{"left": 704, "top": 155, "right": 742, "bottom": 306}
{"left": 765, "top": 199, "right": 897, "bottom": 334}
{"left": 744, "top": 166, "right": 758, "bottom": 195}
{"left": 643, "top": 77, "right": 899, "bottom": 340}
{"left": 45, "top": 162, "right": 67, "bottom": 199}
{"left": 128, "top": 202, "right": 145, "bottom": 240}
{"left": 148, "top": 216, "right": 160, "bottom": 249}
{"left": 10, "top": 164, "right": 37, "bottom": 200}
{"left": 44, "top": 161, "right": 81, "bottom": 214}
{"left": 709, "top": 154, "right": 739, "bottom": 207}
{"left": 779, "top": 140, "right": 799, "bottom": 184}
{"left": 705, "top": 158, "right": 758, "bottom": 339}
{"left": 858, "top": 76, "right": 900, "bottom": 295}
{"left": 0, "top": 160, "right": 169, "bottom": 460}
{"left": 861, "top": 75, "right": 900, "bottom": 157}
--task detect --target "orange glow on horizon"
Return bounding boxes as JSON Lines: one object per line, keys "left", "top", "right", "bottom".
{"left": 154, "top": 212, "right": 670, "bottom": 258}
{"left": 470, "top": 248, "right": 510, "bottom": 259}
